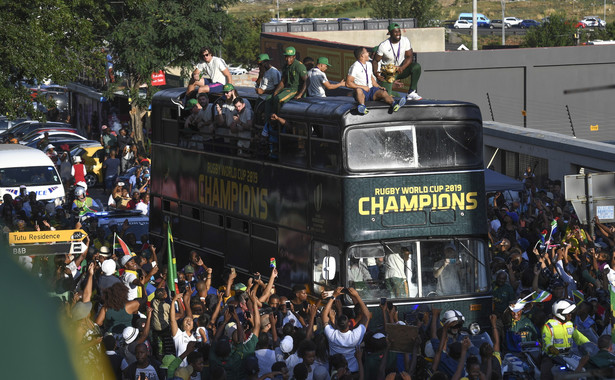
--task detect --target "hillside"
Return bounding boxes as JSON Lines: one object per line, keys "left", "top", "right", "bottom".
{"left": 229, "top": 0, "right": 612, "bottom": 24}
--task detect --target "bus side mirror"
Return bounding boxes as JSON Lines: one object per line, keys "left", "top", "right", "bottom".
{"left": 322, "top": 256, "right": 336, "bottom": 281}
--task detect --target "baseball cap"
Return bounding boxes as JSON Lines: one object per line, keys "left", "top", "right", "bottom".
{"left": 223, "top": 83, "right": 235, "bottom": 92}
{"left": 387, "top": 22, "right": 400, "bottom": 34}
{"left": 233, "top": 282, "right": 247, "bottom": 292}
{"left": 102, "top": 125, "right": 108, "bottom": 130}
{"left": 317, "top": 57, "right": 331, "bottom": 67}
{"left": 120, "top": 254, "right": 135, "bottom": 267}
{"left": 101, "top": 259, "right": 116, "bottom": 276}
{"left": 184, "top": 264, "right": 195, "bottom": 274}
{"left": 258, "top": 53, "right": 271, "bottom": 62}
{"left": 46, "top": 144, "right": 55, "bottom": 150}
{"left": 280, "top": 335, "right": 294, "bottom": 353}
{"left": 185, "top": 98, "right": 198, "bottom": 111}
{"left": 283, "top": 46, "right": 296, "bottom": 56}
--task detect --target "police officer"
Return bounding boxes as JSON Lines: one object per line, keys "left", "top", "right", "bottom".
{"left": 540, "top": 299, "right": 591, "bottom": 380}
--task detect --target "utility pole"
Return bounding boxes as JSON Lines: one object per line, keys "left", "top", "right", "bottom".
{"left": 501, "top": 0, "right": 506, "bottom": 45}
{"left": 472, "top": 0, "right": 478, "bottom": 50}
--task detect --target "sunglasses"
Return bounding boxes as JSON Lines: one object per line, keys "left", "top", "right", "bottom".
{"left": 203, "top": 53, "right": 211, "bottom": 57}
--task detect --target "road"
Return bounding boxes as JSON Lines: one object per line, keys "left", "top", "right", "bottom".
{"left": 448, "top": 27, "right": 529, "bottom": 36}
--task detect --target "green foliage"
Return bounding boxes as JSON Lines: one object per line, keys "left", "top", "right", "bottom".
{"left": 586, "top": 22, "right": 615, "bottom": 41}
{"left": 0, "top": 0, "right": 105, "bottom": 119}
{"left": 222, "top": 15, "right": 270, "bottom": 69}
{"left": 522, "top": 13, "right": 577, "bottom": 47}
{"left": 366, "top": 0, "right": 441, "bottom": 27}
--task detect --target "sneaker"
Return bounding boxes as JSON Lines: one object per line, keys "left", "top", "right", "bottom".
{"left": 171, "top": 96, "right": 185, "bottom": 109}
{"left": 392, "top": 96, "right": 407, "bottom": 112}
{"left": 406, "top": 90, "right": 423, "bottom": 101}
{"left": 357, "top": 104, "right": 369, "bottom": 115}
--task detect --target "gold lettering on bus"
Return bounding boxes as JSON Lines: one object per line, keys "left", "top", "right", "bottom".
{"left": 357, "top": 191, "right": 478, "bottom": 215}
{"left": 198, "top": 174, "right": 268, "bottom": 219}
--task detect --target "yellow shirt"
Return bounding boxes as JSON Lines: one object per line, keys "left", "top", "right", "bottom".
{"left": 542, "top": 318, "right": 589, "bottom": 355}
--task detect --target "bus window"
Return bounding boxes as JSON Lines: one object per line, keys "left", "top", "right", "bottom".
{"left": 310, "top": 124, "right": 340, "bottom": 172}
{"left": 346, "top": 125, "right": 418, "bottom": 171}
{"left": 313, "top": 241, "right": 340, "bottom": 294}
{"left": 280, "top": 121, "right": 308, "bottom": 167}
{"left": 346, "top": 123, "right": 482, "bottom": 171}
{"left": 347, "top": 239, "right": 488, "bottom": 301}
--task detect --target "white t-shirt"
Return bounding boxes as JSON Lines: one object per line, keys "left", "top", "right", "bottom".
{"left": 377, "top": 36, "right": 412, "bottom": 66}
{"left": 307, "top": 67, "right": 328, "bottom": 97}
{"left": 258, "top": 67, "right": 282, "bottom": 99}
{"left": 347, "top": 61, "right": 373, "bottom": 88}
{"left": 121, "top": 271, "right": 139, "bottom": 301}
{"left": 196, "top": 56, "right": 228, "bottom": 84}
{"left": 173, "top": 329, "right": 197, "bottom": 367}
{"left": 135, "top": 365, "right": 160, "bottom": 380}
{"left": 324, "top": 324, "right": 366, "bottom": 373}
{"left": 255, "top": 348, "right": 277, "bottom": 376}
{"left": 135, "top": 201, "right": 149, "bottom": 216}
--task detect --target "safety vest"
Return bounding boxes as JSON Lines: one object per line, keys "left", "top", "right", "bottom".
{"left": 542, "top": 318, "right": 589, "bottom": 355}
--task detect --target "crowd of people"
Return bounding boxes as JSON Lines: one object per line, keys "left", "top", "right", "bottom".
{"left": 1, "top": 164, "right": 614, "bottom": 380}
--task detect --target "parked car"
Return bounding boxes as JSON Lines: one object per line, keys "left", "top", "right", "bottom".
{"left": 228, "top": 65, "right": 247, "bottom": 76}
{"left": 581, "top": 16, "right": 606, "bottom": 27}
{"left": 503, "top": 17, "right": 523, "bottom": 27}
{"left": 454, "top": 20, "right": 473, "bottom": 29}
{"left": 21, "top": 131, "right": 86, "bottom": 146}
{"left": 0, "top": 121, "right": 72, "bottom": 140}
{"left": 25, "top": 138, "right": 99, "bottom": 152}
{"left": 520, "top": 19, "right": 541, "bottom": 29}
{"left": 489, "top": 20, "right": 511, "bottom": 29}
{"left": 71, "top": 143, "right": 105, "bottom": 187}
{"left": 0, "top": 117, "right": 29, "bottom": 133}
{"left": 298, "top": 18, "right": 315, "bottom": 23}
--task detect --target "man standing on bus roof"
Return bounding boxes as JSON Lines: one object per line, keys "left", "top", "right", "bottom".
{"left": 346, "top": 47, "right": 405, "bottom": 115}
{"left": 255, "top": 53, "right": 281, "bottom": 100}
{"left": 184, "top": 47, "right": 232, "bottom": 100}
{"left": 269, "top": 46, "right": 307, "bottom": 115}
{"left": 307, "top": 57, "right": 346, "bottom": 97}
{"left": 373, "top": 23, "right": 422, "bottom": 101}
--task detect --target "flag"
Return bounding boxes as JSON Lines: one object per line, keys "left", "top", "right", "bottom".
{"left": 572, "top": 289, "right": 584, "bottom": 305}
{"left": 167, "top": 223, "right": 179, "bottom": 294}
{"left": 114, "top": 233, "right": 131, "bottom": 256}
{"left": 531, "top": 290, "right": 552, "bottom": 303}
{"left": 540, "top": 230, "right": 547, "bottom": 244}
{"left": 145, "top": 283, "right": 157, "bottom": 302}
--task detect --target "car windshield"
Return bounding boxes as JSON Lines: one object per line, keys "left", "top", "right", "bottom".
{"left": 0, "top": 166, "right": 61, "bottom": 187}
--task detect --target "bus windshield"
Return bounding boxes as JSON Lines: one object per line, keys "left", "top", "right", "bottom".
{"left": 0, "top": 166, "right": 61, "bottom": 187}
{"left": 346, "top": 123, "right": 482, "bottom": 171}
{"left": 346, "top": 238, "right": 489, "bottom": 301}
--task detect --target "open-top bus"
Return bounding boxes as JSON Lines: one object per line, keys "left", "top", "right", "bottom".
{"left": 149, "top": 87, "right": 491, "bottom": 325}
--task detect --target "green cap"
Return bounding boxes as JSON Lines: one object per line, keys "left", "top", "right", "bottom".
{"left": 258, "top": 53, "right": 271, "bottom": 62}
{"left": 317, "top": 57, "right": 331, "bottom": 67}
{"left": 185, "top": 98, "right": 198, "bottom": 110}
{"left": 283, "top": 46, "right": 296, "bottom": 56}
{"left": 387, "top": 22, "right": 400, "bottom": 34}
{"left": 223, "top": 83, "right": 235, "bottom": 92}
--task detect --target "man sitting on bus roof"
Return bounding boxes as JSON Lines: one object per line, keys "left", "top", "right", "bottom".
{"left": 346, "top": 46, "right": 405, "bottom": 115}
{"left": 255, "top": 53, "right": 281, "bottom": 101}
{"left": 268, "top": 46, "right": 307, "bottom": 117}
{"left": 307, "top": 57, "right": 346, "bottom": 97}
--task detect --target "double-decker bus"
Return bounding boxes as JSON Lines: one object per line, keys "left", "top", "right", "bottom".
{"left": 149, "top": 87, "right": 490, "bottom": 324}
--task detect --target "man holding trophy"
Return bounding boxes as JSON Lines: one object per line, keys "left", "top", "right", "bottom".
{"left": 372, "top": 22, "right": 423, "bottom": 101}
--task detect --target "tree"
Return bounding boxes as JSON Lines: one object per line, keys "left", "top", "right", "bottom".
{"left": 366, "top": 0, "right": 441, "bottom": 28}
{"left": 107, "top": 0, "right": 238, "bottom": 148}
{"left": 0, "top": 0, "right": 105, "bottom": 120}
{"left": 522, "top": 14, "right": 577, "bottom": 47}
{"left": 223, "top": 15, "right": 270, "bottom": 69}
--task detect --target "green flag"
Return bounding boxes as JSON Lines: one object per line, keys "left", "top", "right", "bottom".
{"left": 167, "top": 223, "right": 178, "bottom": 294}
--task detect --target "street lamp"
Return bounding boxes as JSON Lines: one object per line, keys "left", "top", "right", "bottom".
{"left": 501, "top": 0, "right": 506, "bottom": 46}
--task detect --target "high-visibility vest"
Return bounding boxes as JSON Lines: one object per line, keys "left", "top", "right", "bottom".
{"left": 542, "top": 318, "right": 589, "bottom": 355}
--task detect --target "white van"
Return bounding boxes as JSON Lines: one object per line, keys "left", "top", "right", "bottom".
{"left": 459, "top": 12, "right": 491, "bottom": 27}
{"left": 0, "top": 144, "right": 65, "bottom": 206}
